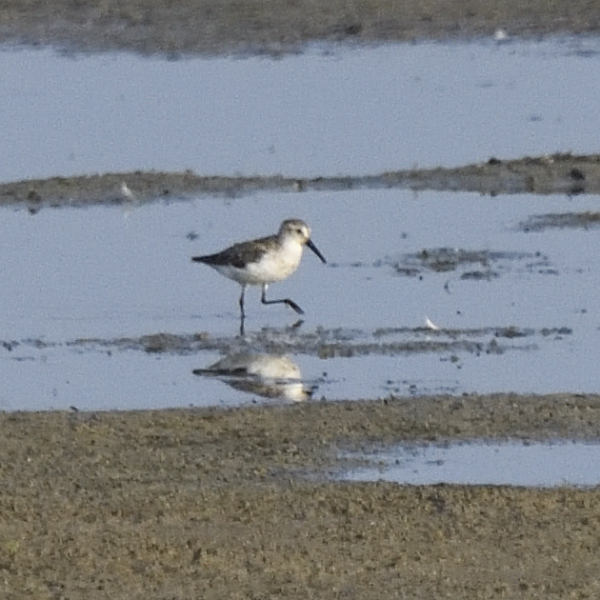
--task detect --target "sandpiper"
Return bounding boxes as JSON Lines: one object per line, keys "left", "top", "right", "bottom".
{"left": 192, "top": 219, "right": 326, "bottom": 327}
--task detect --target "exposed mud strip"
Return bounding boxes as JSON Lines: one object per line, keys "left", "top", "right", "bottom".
{"left": 2, "top": 0, "right": 600, "bottom": 55}
{"left": 2, "top": 153, "right": 600, "bottom": 210}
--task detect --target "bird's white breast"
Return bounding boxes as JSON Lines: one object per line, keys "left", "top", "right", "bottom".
{"left": 245, "top": 239, "right": 304, "bottom": 284}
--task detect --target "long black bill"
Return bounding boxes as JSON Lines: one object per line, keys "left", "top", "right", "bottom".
{"left": 306, "top": 239, "right": 327, "bottom": 264}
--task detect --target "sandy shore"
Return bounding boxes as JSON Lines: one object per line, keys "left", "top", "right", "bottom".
{"left": 2, "top": 2, "right": 600, "bottom": 598}
{"left": 2, "top": 395, "right": 600, "bottom": 599}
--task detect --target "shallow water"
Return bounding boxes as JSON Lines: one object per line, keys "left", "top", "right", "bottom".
{"left": 338, "top": 440, "right": 600, "bottom": 487}
{"left": 2, "top": 37, "right": 600, "bottom": 411}
{"left": 2, "top": 37, "right": 600, "bottom": 182}
{"left": 1, "top": 188, "right": 599, "bottom": 410}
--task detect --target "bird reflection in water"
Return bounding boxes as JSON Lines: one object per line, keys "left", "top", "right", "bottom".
{"left": 193, "top": 353, "right": 312, "bottom": 402}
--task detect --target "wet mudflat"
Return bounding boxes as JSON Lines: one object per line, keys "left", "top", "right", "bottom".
{"left": 3, "top": 128, "right": 600, "bottom": 593}
{"left": 3, "top": 1, "right": 600, "bottom": 598}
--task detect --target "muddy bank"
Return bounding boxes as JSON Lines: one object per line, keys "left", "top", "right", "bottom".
{"left": 1, "top": 394, "right": 600, "bottom": 599}
{"left": 2, "top": 153, "right": 600, "bottom": 210}
{"left": 2, "top": 0, "right": 600, "bottom": 55}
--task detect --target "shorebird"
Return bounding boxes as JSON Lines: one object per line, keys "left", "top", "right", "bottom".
{"left": 192, "top": 219, "right": 326, "bottom": 329}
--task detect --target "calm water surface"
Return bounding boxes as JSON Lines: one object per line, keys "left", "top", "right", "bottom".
{"left": 2, "top": 37, "right": 600, "bottom": 181}
{"left": 1, "top": 189, "right": 598, "bottom": 410}
{"left": 1, "top": 37, "right": 599, "bottom": 413}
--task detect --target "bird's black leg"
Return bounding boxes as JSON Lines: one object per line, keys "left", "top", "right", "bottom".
{"left": 239, "top": 286, "right": 246, "bottom": 335}
{"left": 239, "top": 286, "right": 246, "bottom": 319}
{"left": 261, "top": 284, "right": 305, "bottom": 315}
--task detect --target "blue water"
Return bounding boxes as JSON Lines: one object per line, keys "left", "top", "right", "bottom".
{"left": 2, "top": 37, "right": 600, "bottom": 181}
{"left": 1, "top": 188, "right": 599, "bottom": 410}
{"left": 339, "top": 440, "right": 600, "bottom": 487}
{"left": 1, "top": 37, "right": 600, "bottom": 411}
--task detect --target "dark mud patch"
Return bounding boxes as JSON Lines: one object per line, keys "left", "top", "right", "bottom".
{"left": 2, "top": 0, "right": 600, "bottom": 56}
{"left": 5, "top": 324, "right": 571, "bottom": 360}
{"left": 429, "top": 154, "right": 600, "bottom": 196}
{"left": 519, "top": 210, "right": 600, "bottom": 232}
{"left": 3, "top": 153, "right": 600, "bottom": 210}
{"left": 2, "top": 395, "right": 600, "bottom": 599}
{"left": 83, "top": 324, "right": 570, "bottom": 358}
{"left": 382, "top": 247, "right": 557, "bottom": 280}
